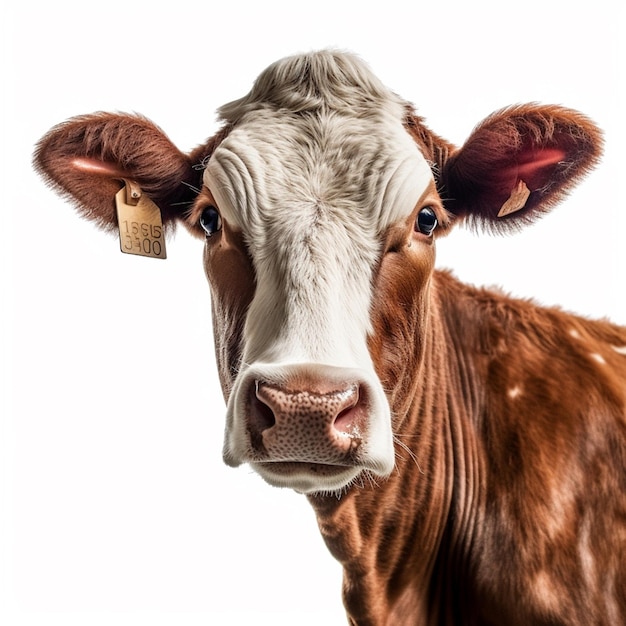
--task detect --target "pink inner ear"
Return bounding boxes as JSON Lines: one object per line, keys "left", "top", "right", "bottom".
{"left": 516, "top": 148, "right": 567, "bottom": 187}
{"left": 71, "top": 157, "right": 128, "bottom": 178}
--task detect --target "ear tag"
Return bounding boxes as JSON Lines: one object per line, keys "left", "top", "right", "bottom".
{"left": 115, "top": 181, "right": 167, "bottom": 259}
{"left": 498, "top": 180, "right": 531, "bottom": 218}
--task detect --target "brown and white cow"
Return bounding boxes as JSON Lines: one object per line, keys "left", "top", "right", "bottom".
{"left": 35, "top": 51, "right": 626, "bottom": 625}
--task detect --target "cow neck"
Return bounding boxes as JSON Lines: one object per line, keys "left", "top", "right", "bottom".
{"left": 426, "top": 270, "right": 491, "bottom": 623}
{"left": 307, "top": 270, "right": 485, "bottom": 624}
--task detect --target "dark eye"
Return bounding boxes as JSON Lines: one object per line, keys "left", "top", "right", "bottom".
{"left": 415, "top": 207, "right": 438, "bottom": 236}
{"left": 199, "top": 206, "right": 222, "bottom": 237}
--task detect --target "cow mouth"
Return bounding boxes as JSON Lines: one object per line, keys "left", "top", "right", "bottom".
{"left": 257, "top": 460, "right": 352, "bottom": 474}
{"left": 251, "top": 460, "right": 361, "bottom": 493}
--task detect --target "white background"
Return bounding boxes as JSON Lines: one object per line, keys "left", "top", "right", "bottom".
{"left": 2, "top": 2, "right": 624, "bottom": 625}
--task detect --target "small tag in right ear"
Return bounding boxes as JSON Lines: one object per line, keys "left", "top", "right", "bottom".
{"left": 498, "top": 180, "right": 531, "bottom": 218}
{"left": 115, "top": 183, "right": 167, "bottom": 259}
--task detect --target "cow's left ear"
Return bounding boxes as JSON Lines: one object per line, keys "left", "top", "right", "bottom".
{"left": 34, "top": 113, "right": 202, "bottom": 233}
{"left": 440, "top": 104, "right": 603, "bottom": 232}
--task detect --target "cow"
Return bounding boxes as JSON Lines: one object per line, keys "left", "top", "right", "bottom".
{"left": 34, "top": 50, "right": 626, "bottom": 625}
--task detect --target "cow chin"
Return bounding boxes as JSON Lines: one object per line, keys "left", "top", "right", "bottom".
{"left": 250, "top": 462, "right": 365, "bottom": 494}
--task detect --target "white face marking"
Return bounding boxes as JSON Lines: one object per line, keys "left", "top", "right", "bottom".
{"left": 203, "top": 52, "right": 437, "bottom": 490}
{"left": 204, "top": 108, "right": 433, "bottom": 369}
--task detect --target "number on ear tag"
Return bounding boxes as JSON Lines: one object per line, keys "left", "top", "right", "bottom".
{"left": 115, "top": 182, "right": 167, "bottom": 259}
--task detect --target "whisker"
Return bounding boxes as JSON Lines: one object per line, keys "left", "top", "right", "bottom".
{"left": 363, "top": 470, "right": 380, "bottom": 490}
{"left": 394, "top": 436, "right": 425, "bottom": 475}
{"left": 180, "top": 180, "right": 202, "bottom": 194}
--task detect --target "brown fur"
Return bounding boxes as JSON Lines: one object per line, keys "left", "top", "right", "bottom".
{"left": 34, "top": 72, "right": 624, "bottom": 624}
{"left": 314, "top": 267, "right": 626, "bottom": 624}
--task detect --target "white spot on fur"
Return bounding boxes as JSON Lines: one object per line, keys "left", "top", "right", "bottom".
{"left": 569, "top": 328, "right": 581, "bottom": 339}
{"left": 611, "top": 345, "right": 626, "bottom": 355}
{"left": 578, "top": 517, "right": 598, "bottom": 593}
{"left": 507, "top": 385, "right": 523, "bottom": 399}
{"left": 531, "top": 570, "right": 561, "bottom": 614}
{"left": 590, "top": 353, "right": 606, "bottom": 365}
{"left": 544, "top": 473, "right": 577, "bottom": 540}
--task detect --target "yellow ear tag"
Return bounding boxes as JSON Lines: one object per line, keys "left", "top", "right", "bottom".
{"left": 498, "top": 180, "right": 531, "bottom": 218}
{"left": 115, "top": 181, "right": 167, "bottom": 259}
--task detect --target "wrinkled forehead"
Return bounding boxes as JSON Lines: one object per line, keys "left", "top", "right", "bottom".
{"left": 203, "top": 108, "right": 434, "bottom": 232}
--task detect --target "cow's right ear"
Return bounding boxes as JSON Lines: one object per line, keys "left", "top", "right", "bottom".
{"left": 34, "top": 113, "right": 201, "bottom": 232}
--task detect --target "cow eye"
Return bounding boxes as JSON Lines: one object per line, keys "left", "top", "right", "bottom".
{"left": 199, "top": 206, "right": 222, "bottom": 237}
{"left": 415, "top": 207, "right": 438, "bottom": 236}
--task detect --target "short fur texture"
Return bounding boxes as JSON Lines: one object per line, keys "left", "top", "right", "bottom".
{"left": 34, "top": 51, "right": 624, "bottom": 625}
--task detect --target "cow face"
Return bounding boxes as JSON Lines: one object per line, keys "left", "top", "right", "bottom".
{"left": 34, "top": 50, "right": 602, "bottom": 495}
{"left": 186, "top": 77, "right": 448, "bottom": 492}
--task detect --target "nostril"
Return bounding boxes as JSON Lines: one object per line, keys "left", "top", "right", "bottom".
{"left": 255, "top": 397, "right": 276, "bottom": 430}
{"left": 334, "top": 405, "right": 357, "bottom": 434}
{"left": 332, "top": 385, "right": 365, "bottom": 437}
{"left": 249, "top": 382, "right": 276, "bottom": 439}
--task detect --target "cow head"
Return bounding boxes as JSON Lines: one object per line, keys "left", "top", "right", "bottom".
{"left": 34, "top": 51, "right": 602, "bottom": 494}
